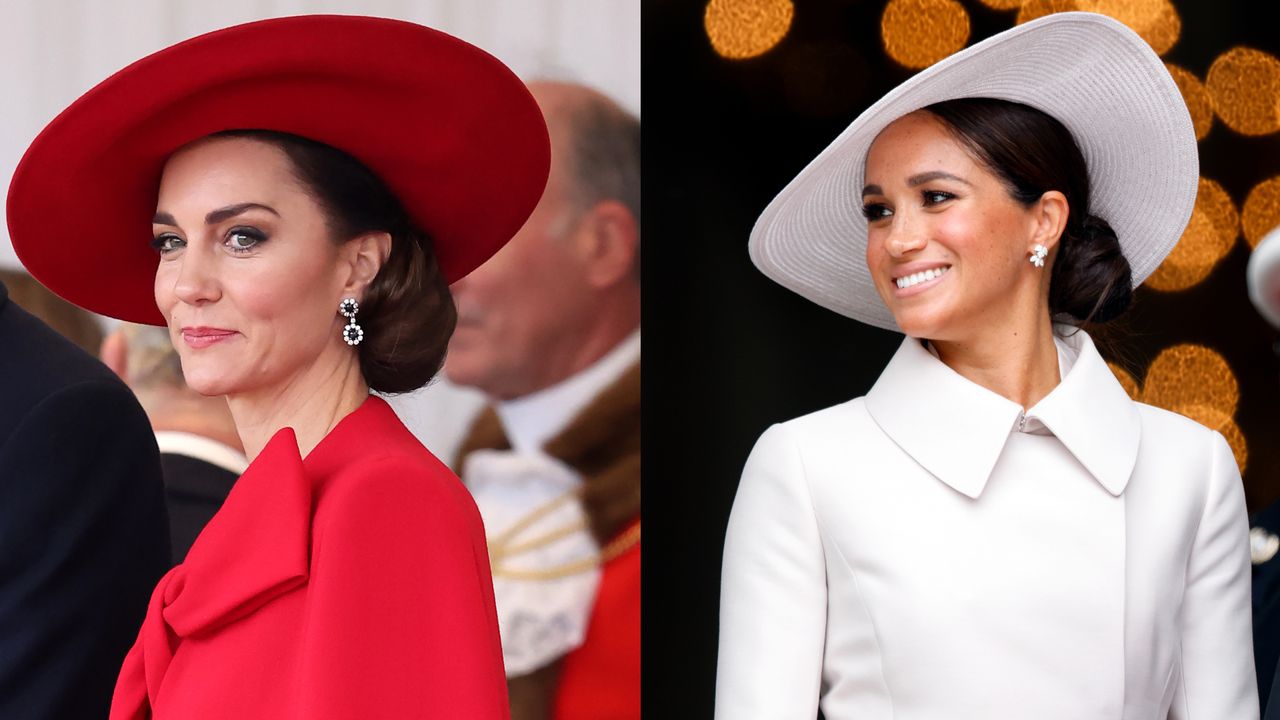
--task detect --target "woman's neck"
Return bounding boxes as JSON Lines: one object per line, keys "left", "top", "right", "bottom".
{"left": 930, "top": 310, "right": 1062, "bottom": 410}
{"left": 226, "top": 350, "right": 370, "bottom": 462}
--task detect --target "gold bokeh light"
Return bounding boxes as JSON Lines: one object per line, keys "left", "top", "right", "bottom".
{"left": 1243, "top": 176, "right": 1280, "bottom": 248}
{"left": 1146, "top": 177, "right": 1238, "bottom": 292}
{"left": 1145, "top": 212, "right": 1218, "bottom": 291}
{"left": 1126, "top": 345, "right": 1247, "bottom": 472}
{"left": 1165, "top": 63, "right": 1214, "bottom": 141}
{"left": 1206, "top": 47, "right": 1280, "bottom": 136}
{"left": 1088, "top": 0, "right": 1181, "bottom": 56}
{"left": 1108, "top": 362, "right": 1140, "bottom": 400}
{"left": 1015, "top": 0, "right": 1180, "bottom": 56}
{"left": 881, "top": 0, "right": 971, "bottom": 70}
{"left": 1172, "top": 404, "right": 1249, "bottom": 473}
{"left": 1016, "top": 0, "right": 1080, "bottom": 25}
{"left": 976, "top": 0, "right": 1025, "bottom": 9}
{"left": 705, "top": 0, "right": 794, "bottom": 60}
{"left": 1140, "top": 344, "right": 1239, "bottom": 416}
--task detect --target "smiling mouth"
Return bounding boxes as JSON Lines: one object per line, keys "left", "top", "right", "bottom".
{"left": 894, "top": 266, "right": 950, "bottom": 290}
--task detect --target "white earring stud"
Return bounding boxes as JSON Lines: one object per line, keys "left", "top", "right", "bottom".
{"left": 339, "top": 297, "right": 363, "bottom": 346}
{"left": 1030, "top": 244, "right": 1048, "bottom": 268}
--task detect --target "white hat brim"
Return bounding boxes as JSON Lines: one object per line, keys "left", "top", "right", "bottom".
{"left": 748, "top": 12, "right": 1199, "bottom": 331}
{"left": 1248, "top": 227, "right": 1280, "bottom": 329}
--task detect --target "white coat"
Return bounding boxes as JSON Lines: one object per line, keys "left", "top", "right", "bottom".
{"left": 716, "top": 330, "right": 1257, "bottom": 719}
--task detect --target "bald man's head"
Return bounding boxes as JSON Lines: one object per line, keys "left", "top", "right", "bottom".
{"left": 527, "top": 81, "right": 641, "bottom": 242}
{"left": 445, "top": 82, "right": 641, "bottom": 400}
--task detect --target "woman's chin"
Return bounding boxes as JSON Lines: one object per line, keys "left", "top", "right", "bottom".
{"left": 180, "top": 369, "right": 243, "bottom": 398}
{"left": 889, "top": 303, "right": 955, "bottom": 340}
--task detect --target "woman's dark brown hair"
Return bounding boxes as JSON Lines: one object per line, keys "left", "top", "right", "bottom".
{"left": 214, "top": 129, "right": 456, "bottom": 394}
{"left": 922, "top": 98, "right": 1132, "bottom": 324}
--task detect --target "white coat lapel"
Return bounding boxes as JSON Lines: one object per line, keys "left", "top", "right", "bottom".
{"left": 865, "top": 337, "right": 1023, "bottom": 499}
{"left": 1026, "top": 330, "right": 1140, "bottom": 496}
{"left": 864, "top": 330, "right": 1141, "bottom": 499}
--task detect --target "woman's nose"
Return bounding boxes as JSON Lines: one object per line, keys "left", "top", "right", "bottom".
{"left": 885, "top": 214, "right": 927, "bottom": 257}
{"left": 171, "top": 245, "right": 222, "bottom": 306}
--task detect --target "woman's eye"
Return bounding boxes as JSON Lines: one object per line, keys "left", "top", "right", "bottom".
{"left": 862, "top": 203, "right": 892, "bottom": 221}
{"left": 923, "top": 191, "right": 954, "bottom": 205}
{"left": 151, "top": 234, "right": 184, "bottom": 254}
{"left": 226, "top": 227, "right": 265, "bottom": 252}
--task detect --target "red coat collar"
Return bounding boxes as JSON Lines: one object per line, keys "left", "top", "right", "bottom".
{"left": 163, "top": 426, "right": 311, "bottom": 636}
{"left": 169, "top": 396, "right": 407, "bottom": 635}
{"left": 114, "top": 396, "right": 398, "bottom": 717}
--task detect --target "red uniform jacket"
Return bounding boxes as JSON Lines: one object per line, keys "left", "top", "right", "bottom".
{"left": 554, "top": 524, "right": 641, "bottom": 720}
{"left": 110, "top": 397, "right": 510, "bottom": 719}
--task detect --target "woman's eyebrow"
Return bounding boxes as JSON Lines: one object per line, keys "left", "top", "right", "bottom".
{"left": 151, "top": 202, "right": 281, "bottom": 227}
{"left": 862, "top": 171, "right": 972, "bottom": 198}
{"left": 908, "top": 171, "right": 971, "bottom": 187}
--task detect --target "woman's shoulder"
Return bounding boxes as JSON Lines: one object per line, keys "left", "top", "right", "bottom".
{"left": 1131, "top": 400, "right": 1226, "bottom": 451}
{"left": 317, "top": 396, "right": 468, "bottom": 496}
{"left": 781, "top": 395, "right": 874, "bottom": 428}
{"left": 757, "top": 396, "right": 877, "bottom": 445}
{"left": 311, "top": 420, "right": 482, "bottom": 539}
{"left": 324, "top": 448, "right": 470, "bottom": 504}
{"left": 1129, "top": 400, "right": 1241, "bottom": 501}
{"left": 743, "top": 397, "right": 880, "bottom": 472}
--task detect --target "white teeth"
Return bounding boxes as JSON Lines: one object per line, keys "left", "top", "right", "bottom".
{"left": 895, "top": 266, "right": 949, "bottom": 289}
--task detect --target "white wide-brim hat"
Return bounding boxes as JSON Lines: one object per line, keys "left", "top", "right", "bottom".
{"left": 1248, "top": 227, "right": 1280, "bottom": 329}
{"left": 749, "top": 12, "right": 1198, "bottom": 331}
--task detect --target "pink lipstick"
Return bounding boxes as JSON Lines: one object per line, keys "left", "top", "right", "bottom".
{"left": 181, "top": 326, "right": 237, "bottom": 349}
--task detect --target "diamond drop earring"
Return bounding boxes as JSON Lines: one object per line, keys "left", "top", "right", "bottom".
{"left": 339, "top": 298, "right": 364, "bottom": 346}
{"left": 1029, "top": 243, "right": 1048, "bottom": 268}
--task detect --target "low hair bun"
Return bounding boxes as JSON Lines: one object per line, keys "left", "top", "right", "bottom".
{"left": 358, "top": 229, "right": 456, "bottom": 394}
{"left": 1048, "top": 213, "right": 1133, "bottom": 324}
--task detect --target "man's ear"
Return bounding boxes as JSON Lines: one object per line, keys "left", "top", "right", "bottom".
{"left": 101, "top": 329, "right": 129, "bottom": 381}
{"left": 574, "top": 200, "right": 639, "bottom": 288}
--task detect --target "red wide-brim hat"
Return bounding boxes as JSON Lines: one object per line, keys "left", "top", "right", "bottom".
{"left": 7, "top": 14, "right": 550, "bottom": 326}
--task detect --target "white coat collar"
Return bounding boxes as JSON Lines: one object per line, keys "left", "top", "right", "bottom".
{"left": 864, "top": 328, "right": 1140, "bottom": 499}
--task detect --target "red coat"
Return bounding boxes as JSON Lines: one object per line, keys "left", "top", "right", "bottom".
{"left": 554, "top": 524, "right": 641, "bottom": 720}
{"left": 110, "top": 397, "right": 510, "bottom": 719}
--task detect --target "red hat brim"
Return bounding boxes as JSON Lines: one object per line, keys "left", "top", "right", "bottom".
{"left": 7, "top": 14, "right": 550, "bottom": 326}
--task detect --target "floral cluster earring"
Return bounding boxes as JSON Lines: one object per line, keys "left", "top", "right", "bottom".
{"left": 339, "top": 297, "right": 364, "bottom": 346}
{"left": 1029, "top": 243, "right": 1048, "bottom": 268}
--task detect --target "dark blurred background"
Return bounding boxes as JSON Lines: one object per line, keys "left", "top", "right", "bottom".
{"left": 643, "top": 1, "right": 1280, "bottom": 717}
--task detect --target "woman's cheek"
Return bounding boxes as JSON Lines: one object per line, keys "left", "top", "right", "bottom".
{"left": 154, "top": 264, "right": 177, "bottom": 314}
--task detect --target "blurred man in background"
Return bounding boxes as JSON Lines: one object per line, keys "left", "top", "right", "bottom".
{"left": 0, "top": 276, "right": 169, "bottom": 718}
{"left": 102, "top": 323, "right": 246, "bottom": 564}
{"left": 0, "top": 268, "right": 103, "bottom": 353}
{"left": 448, "top": 80, "right": 640, "bottom": 720}
{"left": 1246, "top": 228, "right": 1280, "bottom": 719}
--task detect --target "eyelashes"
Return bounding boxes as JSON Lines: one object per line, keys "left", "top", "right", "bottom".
{"left": 225, "top": 226, "right": 267, "bottom": 252}
{"left": 862, "top": 203, "right": 890, "bottom": 221}
{"left": 151, "top": 234, "right": 184, "bottom": 254}
{"left": 150, "top": 226, "right": 269, "bottom": 256}
{"left": 862, "top": 190, "right": 957, "bottom": 221}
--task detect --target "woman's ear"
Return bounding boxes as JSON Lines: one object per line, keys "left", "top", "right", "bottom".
{"left": 340, "top": 231, "right": 393, "bottom": 298}
{"left": 1033, "top": 190, "right": 1070, "bottom": 253}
